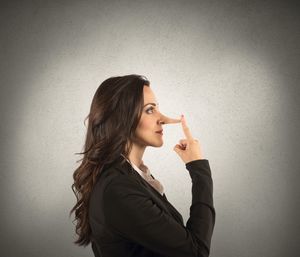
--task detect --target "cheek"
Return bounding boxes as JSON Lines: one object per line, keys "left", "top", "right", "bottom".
{"left": 137, "top": 117, "right": 153, "bottom": 134}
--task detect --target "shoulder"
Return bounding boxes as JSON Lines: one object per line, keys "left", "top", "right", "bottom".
{"left": 93, "top": 156, "right": 141, "bottom": 195}
{"left": 89, "top": 157, "right": 142, "bottom": 212}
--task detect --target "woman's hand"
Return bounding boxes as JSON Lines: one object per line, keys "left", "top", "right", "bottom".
{"left": 173, "top": 115, "right": 204, "bottom": 164}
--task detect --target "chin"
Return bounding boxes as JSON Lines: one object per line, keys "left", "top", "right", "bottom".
{"left": 137, "top": 134, "right": 164, "bottom": 147}
{"left": 142, "top": 139, "right": 163, "bottom": 148}
{"left": 150, "top": 139, "right": 164, "bottom": 147}
{"left": 152, "top": 142, "right": 163, "bottom": 147}
{"left": 135, "top": 138, "right": 163, "bottom": 148}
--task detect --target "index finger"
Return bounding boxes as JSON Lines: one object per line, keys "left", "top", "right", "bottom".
{"left": 181, "top": 115, "right": 194, "bottom": 140}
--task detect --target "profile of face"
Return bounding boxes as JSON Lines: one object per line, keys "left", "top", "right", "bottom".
{"left": 133, "top": 85, "right": 179, "bottom": 148}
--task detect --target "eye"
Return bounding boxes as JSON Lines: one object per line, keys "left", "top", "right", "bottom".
{"left": 145, "top": 106, "right": 155, "bottom": 114}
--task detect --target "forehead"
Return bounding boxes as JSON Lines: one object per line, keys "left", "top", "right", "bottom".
{"left": 143, "top": 85, "right": 157, "bottom": 102}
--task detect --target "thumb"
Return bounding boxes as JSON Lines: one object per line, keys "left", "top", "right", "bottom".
{"left": 173, "top": 144, "right": 183, "bottom": 155}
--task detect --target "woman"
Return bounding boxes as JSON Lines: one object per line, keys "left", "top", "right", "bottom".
{"left": 70, "top": 74, "right": 216, "bottom": 257}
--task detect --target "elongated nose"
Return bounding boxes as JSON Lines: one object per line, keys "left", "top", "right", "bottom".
{"left": 158, "top": 113, "right": 181, "bottom": 125}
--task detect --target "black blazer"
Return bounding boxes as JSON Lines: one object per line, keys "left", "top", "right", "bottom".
{"left": 88, "top": 155, "right": 216, "bottom": 257}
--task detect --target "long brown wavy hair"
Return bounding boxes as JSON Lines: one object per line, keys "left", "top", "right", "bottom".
{"left": 69, "top": 74, "right": 150, "bottom": 246}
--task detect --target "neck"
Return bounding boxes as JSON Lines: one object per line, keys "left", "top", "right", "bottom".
{"left": 124, "top": 142, "right": 146, "bottom": 167}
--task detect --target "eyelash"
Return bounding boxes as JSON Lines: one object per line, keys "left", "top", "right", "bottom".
{"left": 146, "top": 107, "right": 155, "bottom": 114}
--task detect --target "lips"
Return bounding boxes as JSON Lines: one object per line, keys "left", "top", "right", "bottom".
{"left": 155, "top": 129, "right": 163, "bottom": 133}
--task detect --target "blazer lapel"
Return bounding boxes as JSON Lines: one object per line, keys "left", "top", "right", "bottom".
{"left": 114, "top": 157, "right": 184, "bottom": 225}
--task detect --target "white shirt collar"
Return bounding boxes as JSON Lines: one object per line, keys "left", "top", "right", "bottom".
{"left": 121, "top": 154, "right": 164, "bottom": 196}
{"left": 121, "top": 154, "right": 146, "bottom": 178}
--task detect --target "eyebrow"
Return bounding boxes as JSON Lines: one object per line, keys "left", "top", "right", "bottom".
{"left": 143, "top": 102, "right": 159, "bottom": 108}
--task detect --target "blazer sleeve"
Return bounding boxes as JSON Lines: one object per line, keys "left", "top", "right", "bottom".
{"left": 103, "top": 159, "right": 216, "bottom": 257}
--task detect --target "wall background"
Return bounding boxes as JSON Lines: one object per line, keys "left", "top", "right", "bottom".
{"left": 1, "top": 0, "right": 299, "bottom": 256}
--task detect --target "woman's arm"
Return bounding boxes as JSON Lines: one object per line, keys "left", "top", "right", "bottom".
{"left": 103, "top": 158, "right": 215, "bottom": 257}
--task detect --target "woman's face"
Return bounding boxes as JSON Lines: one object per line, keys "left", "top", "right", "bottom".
{"left": 133, "top": 85, "right": 165, "bottom": 147}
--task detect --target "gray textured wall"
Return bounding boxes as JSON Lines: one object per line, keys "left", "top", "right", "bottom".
{"left": 1, "top": 0, "right": 299, "bottom": 257}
